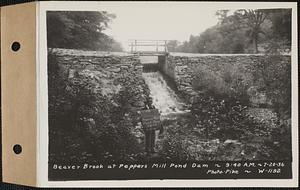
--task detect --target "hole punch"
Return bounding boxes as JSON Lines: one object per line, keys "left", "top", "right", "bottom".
{"left": 13, "top": 144, "right": 22, "bottom": 154}
{"left": 11, "top": 42, "right": 21, "bottom": 52}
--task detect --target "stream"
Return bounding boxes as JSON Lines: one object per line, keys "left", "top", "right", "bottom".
{"left": 142, "top": 71, "right": 188, "bottom": 117}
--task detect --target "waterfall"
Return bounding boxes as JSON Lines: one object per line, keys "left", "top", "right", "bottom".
{"left": 142, "top": 71, "right": 187, "bottom": 116}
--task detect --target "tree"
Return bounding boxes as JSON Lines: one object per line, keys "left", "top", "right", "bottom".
{"left": 47, "top": 11, "right": 123, "bottom": 51}
{"left": 161, "top": 9, "right": 291, "bottom": 54}
{"left": 268, "top": 9, "right": 291, "bottom": 42}
{"left": 238, "top": 9, "right": 269, "bottom": 53}
{"left": 110, "top": 40, "right": 123, "bottom": 52}
{"left": 167, "top": 40, "right": 179, "bottom": 52}
{"left": 215, "top": 10, "right": 230, "bottom": 23}
{"left": 265, "top": 9, "right": 292, "bottom": 53}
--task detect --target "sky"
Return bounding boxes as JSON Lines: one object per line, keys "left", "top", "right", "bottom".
{"left": 100, "top": 3, "right": 220, "bottom": 51}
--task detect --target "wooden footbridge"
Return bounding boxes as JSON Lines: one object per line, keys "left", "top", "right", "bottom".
{"left": 129, "top": 39, "right": 169, "bottom": 56}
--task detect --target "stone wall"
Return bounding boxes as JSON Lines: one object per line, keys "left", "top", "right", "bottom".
{"left": 158, "top": 55, "right": 174, "bottom": 78}
{"left": 159, "top": 53, "right": 291, "bottom": 106}
{"left": 48, "top": 48, "right": 152, "bottom": 145}
{"left": 49, "top": 48, "right": 147, "bottom": 108}
{"left": 51, "top": 48, "right": 142, "bottom": 77}
{"left": 48, "top": 48, "right": 153, "bottom": 161}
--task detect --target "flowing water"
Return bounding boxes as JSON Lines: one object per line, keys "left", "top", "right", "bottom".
{"left": 142, "top": 71, "right": 188, "bottom": 117}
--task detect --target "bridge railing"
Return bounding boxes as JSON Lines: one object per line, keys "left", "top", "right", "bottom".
{"left": 129, "top": 39, "right": 168, "bottom": 54}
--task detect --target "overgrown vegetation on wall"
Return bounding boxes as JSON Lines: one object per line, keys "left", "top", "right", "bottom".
{"left": 159, "top": 53, "right": 291, "bottom": 161}
{"left": 48, "top": 50, "right": 151, "bottom": 163}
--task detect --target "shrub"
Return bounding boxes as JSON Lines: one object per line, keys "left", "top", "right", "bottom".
{"left": 260, "top": 122, "right": 292, "bottom": 160}
{"left": 48, "top": 51, "right": 145, "bottom": 162}
{"left": 190, "top": 95, "right": 263, "bottom": 141}
{"left": 261, "top": 55, "right": 291, "bottom": 119}
{"left": 161, "top": 133, "right": 190, "bottom": 161}
{"left": 191, "top": 68, "right": 227, "bottom": 95}
{"left": 191, "top": 66, "right": 250, "bottom": 105}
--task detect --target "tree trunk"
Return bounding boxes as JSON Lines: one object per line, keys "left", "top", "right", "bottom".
{"left": 253, "top": 37, "right": 259, "bottom": 53}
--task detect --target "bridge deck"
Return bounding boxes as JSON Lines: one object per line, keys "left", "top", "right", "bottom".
{"left": 129, "top": 39, "right": 168, "bottom": 55}
{"left": 131, "top": 51, "right": 169, "bottom": 56}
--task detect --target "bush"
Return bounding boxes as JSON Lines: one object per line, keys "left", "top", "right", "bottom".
{"left": 192, "top": 68, "right": 225, "bottom": 94}
{"left": 261, "top": 122, "right": 292, "bottom": 160}
{"left": 48, "top": 51, "right": 145, "bottom": 163}
{"left": 190, "top": 95, "right": 263, "bottom": 141}
{"left": 261, "top": 55, "right": 291, "bottom": 119}
{"left": 191, "top": 66, "right": 250, "bottom": 105}
{"left": 161, "top": 133, "right": 190, "bottom": 161}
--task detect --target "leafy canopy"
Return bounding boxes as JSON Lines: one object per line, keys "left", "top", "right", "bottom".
{"left": 47, "top": 11, "right": 123, "bottom": 51}
{"left": 167, "top": 9, "right": 291, "bottom": 54}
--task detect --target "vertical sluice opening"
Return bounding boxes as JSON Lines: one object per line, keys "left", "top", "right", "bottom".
{"left": 142, "top": 63, "right": 159, "bottom": 72}
{"left": 140, "top": 55, "right": 188, "bottom": 117}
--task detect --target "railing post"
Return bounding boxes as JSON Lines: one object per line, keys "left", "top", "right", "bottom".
{"left": 156, "top": 41, "right": 158, "bottom": 52}
{"left": 164, "top": 40, "right": 167, "bottom": 52}
{"left": 135, "top": 40, "right": 137, "bottom": 52}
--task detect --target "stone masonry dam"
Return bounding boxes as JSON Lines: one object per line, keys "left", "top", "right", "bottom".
{"left": 50, "top": 48, "right": 291, "bottom": 117}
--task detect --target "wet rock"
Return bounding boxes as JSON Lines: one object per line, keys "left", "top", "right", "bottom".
{"left": 133, "top": 101, "right": 145, "bottom": 108}
{"left": 85, "top": 64, "right": 95, "bottom": 70}
{"left": 224, "top": 139, "right": 241, "bottom": 145}
{"left": 109, "top": 67, "right": 121, "bottom": 72}
{"left": 68, "top": 69, "right": 76, "bottom": 79}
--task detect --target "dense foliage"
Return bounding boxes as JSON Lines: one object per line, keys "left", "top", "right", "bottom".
{"left": 167, "top": 9, "right": 291, "bottom": 53}
{"left": 47, "top": 11, "right": 123, "bottom": 51}
{"left": 191, "top": 96, "right": 253, "bottom": 140}
{"left": 191, "top": 65, "right": 250, "bottom": 105}
{"left": 160, "top": 90, "right": 291, "bottom": 161}
{"left": 48, "top": 52, "right": 149, "bottom": 163}
{"left": 254, "top": 55, "right": 291, "bottom": 119}
{"left": 160, "top": 52, "right": 291, "bottom": 161}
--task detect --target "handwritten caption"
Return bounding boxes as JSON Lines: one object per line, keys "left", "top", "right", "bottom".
{"left": 52, "top": 161, "right": 286, "bottom": 175}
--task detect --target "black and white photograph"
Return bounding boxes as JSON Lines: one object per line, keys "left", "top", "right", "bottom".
{"left": 46, "top": 2, "right": 294, "bottom": 182}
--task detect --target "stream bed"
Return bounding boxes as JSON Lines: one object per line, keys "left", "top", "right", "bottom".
{"left": 142, "top": 71, "right": 188, "bottom": 118}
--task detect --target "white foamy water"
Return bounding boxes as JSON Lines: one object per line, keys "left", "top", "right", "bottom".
{"left": 142, "top": 71, "right": 187, "bottom": 116}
